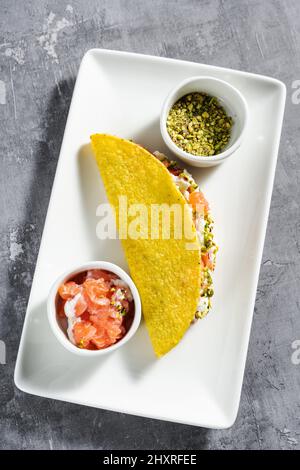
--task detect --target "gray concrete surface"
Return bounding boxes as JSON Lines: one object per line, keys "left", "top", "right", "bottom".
{"left": 0, "top": 0, "right": 300, "bottom": 450}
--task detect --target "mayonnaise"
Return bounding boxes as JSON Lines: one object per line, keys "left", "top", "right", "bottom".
{"left": 64, "top": 293, "right": 82, "bottom": 344}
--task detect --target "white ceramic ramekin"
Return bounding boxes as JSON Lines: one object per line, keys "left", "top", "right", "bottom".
{"left": 160, "top": 76, "right": 248, "bottom": 167}
{"left": 47, "top": 261, "right": 141, "bottom": 356}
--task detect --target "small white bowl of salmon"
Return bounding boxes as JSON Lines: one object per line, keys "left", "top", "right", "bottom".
{"left": 47, "top": 261, "right": 142, "bottom": 356}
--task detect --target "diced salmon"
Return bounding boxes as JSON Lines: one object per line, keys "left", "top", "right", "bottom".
{"left": 90, "top": 305, "right": 116, "bottom": 320}
{"left": 57, "top": 269, "right": 133, "bottom": 350}
{"left": 91, "top": 334, "right": 110, "bottom": 349}
{"left": 73, "top": 321, "right": 97, "bottom": 348}
{"left": 90, "top": 314, "right": 124, "bottom": 349}
{"left": 74, "top": 294, "right": 88, "bottom": 317}
{"left": 84, "top": 293, "right": 111, "bottom": 315}
{"left": 189, "top": 191, "right": 209, "bottom": 215}
{"left": 58, "top": 281, "right": 82, "bottom": 300}
{"left": 83, "top": 278, "right": 110, "bottom": 305}
{"left": 201, "top": 252, "right": 214, "bottom": 270}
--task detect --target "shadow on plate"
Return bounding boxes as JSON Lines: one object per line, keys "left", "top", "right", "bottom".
{"left": 77, "top": 142, "right": 128, "bottom": 268}
{"left": 16, "top": 301, "right": 109, "bottom": 393}
{"left": 121, "top": 319, "right": 157, "bottom": 379}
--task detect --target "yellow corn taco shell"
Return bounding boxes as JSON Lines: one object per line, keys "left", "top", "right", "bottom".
{"left": 91, "top": 134, "right": 201, "bottom": 356}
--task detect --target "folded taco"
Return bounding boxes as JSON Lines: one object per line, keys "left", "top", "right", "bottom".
{"left": 91, "top": 134, "right": 217, "bottom": 356}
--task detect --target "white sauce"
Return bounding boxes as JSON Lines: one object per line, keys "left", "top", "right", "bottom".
{"left": 195, "top": 214, "right": 205, "bottom": 245}
{"left": 111, "top": 287, "right": 125, "bottom": 311}
{"left": 64, "top": 293, "right": 81, "bottom": 344}
{"left": 197, "top": 296, "right": 209, "bottom": 313}
{"left": 112, "top": 279, "right": 133, "bottom": 301}
{"left": 171, "top": 173, "right": 191, "bottom": 193}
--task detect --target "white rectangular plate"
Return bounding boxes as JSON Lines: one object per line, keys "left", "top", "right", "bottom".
{"left": 14, "top": 49, "right": 286, "bottom": 429}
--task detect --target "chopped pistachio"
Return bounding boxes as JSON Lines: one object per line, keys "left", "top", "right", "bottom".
{"left": 166, "top": 92, "right": 233, "bottom": 157}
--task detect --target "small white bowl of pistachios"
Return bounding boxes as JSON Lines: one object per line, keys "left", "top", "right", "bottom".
{"left": 160, "top": 76, "right": 248, "bottom": 167}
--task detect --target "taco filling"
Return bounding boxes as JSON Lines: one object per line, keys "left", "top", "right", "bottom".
{"left": 153, "top": 151, "right": 217, "bottom": 320}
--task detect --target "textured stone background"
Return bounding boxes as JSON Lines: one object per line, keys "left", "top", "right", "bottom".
{"left": 0, "top": 0, "right": 300, "bottom": 450}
